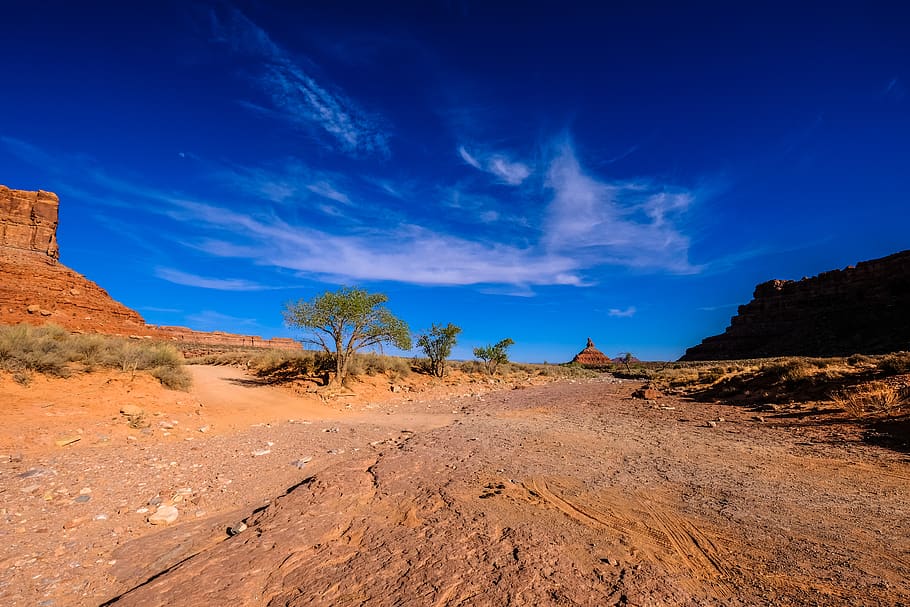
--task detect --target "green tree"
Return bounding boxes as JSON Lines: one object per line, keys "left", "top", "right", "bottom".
{"left": 283, "top": 287, "right": 411, "bottom": 386}
{"left": 618, "top": 352, "right": 635, "bottom": 373}
{"left": 473, "top": 338, "right": 515, "bottom": 375}
{"left": 416, "top": 323, "right": 462, "bottom": 378}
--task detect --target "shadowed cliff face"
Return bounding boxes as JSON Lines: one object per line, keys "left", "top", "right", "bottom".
{"left": 682, "top": 250, "right": 910, "bottom": 361}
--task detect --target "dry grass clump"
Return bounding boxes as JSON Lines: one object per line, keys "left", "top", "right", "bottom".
{"left": 347, "top": 352, "right": 411, "bottom": 378}
{"left": 832, "top": 382, "right": 908, "bottom": 418}
{"left": 876, "top": 352, "right": 910, "bottom": 376}
{"left": 0, "top": 324, "right": 191, "bottom": 390}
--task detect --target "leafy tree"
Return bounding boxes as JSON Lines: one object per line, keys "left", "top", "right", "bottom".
{"left": 416, "top": 323, "right": 462, "bottom": 378}
{"left": 283, "top": 287, "right": 411, "bottom": 386}
{"left": 473, "top": 338, "right": 515, "bottom": 375}
{"left": 618, "top": 352, "right": 635, "bottom": 373}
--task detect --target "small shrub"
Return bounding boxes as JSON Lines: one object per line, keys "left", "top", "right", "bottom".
{"left": 348, "top": 352, "right": 411, "bottom": 377}
{"left": 150, "top": 365, "right": 193, "bottom": 391}
{"left": 761, "top": 359, "right": 815, "bottom": 383}
{"left": 877, "top": 352, "right": 910, "bottom": 376}
{"left": 0, "top": 324, "right": 191, "bottom": 389}
{"left": 847, "top": 354, "right": 875, "bottom": 367}
{"left": 473, "top": 338, "right": 515, "bottom": 375}
{"left": 459, "top": 360, "right": 485, "bottom": 374}
{"left": 832, "top": 382, "right": 908, "bottom": 417}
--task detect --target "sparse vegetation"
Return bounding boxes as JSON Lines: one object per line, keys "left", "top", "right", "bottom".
{"left": 832, "top": 381, "right": 908, "bottom": 418}
{"left": 0, "top": 324, "right": 191, "bottom": 389}
{"left": 416, "top": 323, "right": 461, "bottom": 378}
{"left": 877, "top": 352, "right": 910, "bottom": 375}
{"left": 283, "top": 286, "right": 411, "bottom": 386}
{"left": 473, "top": 338, "right": 514, "bottom": 375}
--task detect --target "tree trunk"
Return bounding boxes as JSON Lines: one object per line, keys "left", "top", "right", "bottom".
{"left": 333, "top": 339, "right": 345, "bottom": 386}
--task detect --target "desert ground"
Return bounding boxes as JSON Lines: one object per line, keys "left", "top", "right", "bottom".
{"left": 1, "top": 364, "right": 908, "bottom": 607}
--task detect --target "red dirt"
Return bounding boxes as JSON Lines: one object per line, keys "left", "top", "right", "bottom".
{"left": 1, "top": 367, "right": 908, "bottom": 606}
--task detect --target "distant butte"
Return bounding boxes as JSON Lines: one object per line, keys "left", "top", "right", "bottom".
{"left": 571, "top": 337, "right": 612, "bottom": 367}
{"left": 682, "top": 249, "right": 910, "bottom": 360}
{"left": 0, "top": 185, "right": 299, "bottom": 349}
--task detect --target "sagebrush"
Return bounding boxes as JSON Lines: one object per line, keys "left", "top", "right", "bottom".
{"left": 0, "top": 324, "right": 191, "bottom": 389}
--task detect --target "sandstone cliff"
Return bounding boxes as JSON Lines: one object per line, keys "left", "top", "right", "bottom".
{"left": 0, "top": 185, "right": 299, "bottom": 349}
{"left": 681, "top": 250, "right": 910, "bottom": 360}
{"left": 0, "top": 185, "right": 59, "bottom": 259}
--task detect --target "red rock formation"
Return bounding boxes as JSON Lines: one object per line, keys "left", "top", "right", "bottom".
{"left": 0, "top": 185, "right": 300, "bottom": 350}
{"left": 682, "top": 250, "right": 910, "bottom": 360}
{"left": 0, "top": 185, "right": 59, "bottom": 259}
{"left": 154, "top": 326, "right": 301, "bottom": 349}
{"left": 571, "top": 338, "right": 612, "bottom": 367}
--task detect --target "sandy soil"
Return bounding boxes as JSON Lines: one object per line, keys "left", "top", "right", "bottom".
{"left": 1, "top": 366, "right": 908, "bottom": 606}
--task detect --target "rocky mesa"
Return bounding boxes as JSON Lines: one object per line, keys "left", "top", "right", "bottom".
{"left": 0, "top": 185, "right": 298, "bottom": 348}
{"left": 682, "top": 249, "right": 910, "bottom": 360}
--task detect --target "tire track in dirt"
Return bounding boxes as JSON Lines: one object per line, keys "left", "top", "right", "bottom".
{"left": 522, "top": 477, "right": 735, "bottom": 599}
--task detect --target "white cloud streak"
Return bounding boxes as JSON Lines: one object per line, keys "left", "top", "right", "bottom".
{"left": 458, "top": 145, "right": 532, "bottom": 185}
{"left": 3, "top": 136, "right": 697, "bottom": 291}
{"left": 608, "top": 306, "right": 636, "bottom": 318}
{"left": 211, "top": 8, "right": 388, "bottom": 155}
{"left": 544, "top": 143, "right": 697, "bottom": 273}
{"left": 154, "top": 267, "right": 268, "bottom": 291}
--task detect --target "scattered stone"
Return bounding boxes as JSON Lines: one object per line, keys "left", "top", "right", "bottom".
{"left": 21, "top": 484, "right": 41, "bottom": 494}
{"left": 27, "top": 304, "right": 40, "bottom": 314}
{"left": 119, "top": 404, "right": 144, "bottom": 417}
{"left": 251, "top": 449, "right": 271, "bottom": 457}
{"left": 228, "top": 522, "right": 247, "bottom": 536}
{"left": 706, "top": 421, "right": 718, "bottom": 428}
{"left": 291, "top": 457, "right": 312, "bottom": 469}
{"left": 148, "top": 505, "right": 179, "bottom": 525}
{"left": 632, "top": 387, "right": 662, "bottom": 400}
{"left": 74, "top": 495, "right": 91, "bottom": 503}
{"left": 198, "top": 425, "right": 210, "bottom": 433}
{"left": 79, "top": 487, "right": 91, "bottom": 495}
{"left": 18, "top": 467, "right": 55, "bottom": 479}
{"left": 55, "top": 436, "right": 81, "bottom": 447}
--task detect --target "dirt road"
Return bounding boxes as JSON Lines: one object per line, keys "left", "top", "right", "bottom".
{"left": 2, "top": 370, "right": 908, "bottom": 606}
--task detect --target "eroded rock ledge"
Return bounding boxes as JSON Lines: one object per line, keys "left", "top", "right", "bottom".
{"left": 682, "top": 250, "right": 910, "bottom": 360}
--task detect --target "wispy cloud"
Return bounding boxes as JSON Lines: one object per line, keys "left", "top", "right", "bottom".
{"left": 185, "top": 310, "right": 260, "bottom": 331}
{"left": 608, "top": 306, "right": 636, "bottom": 318}
{"left": 154, "top": 267, "right": 269, "bottom": 291}
{"left": 458, "top": 145, "right": 532, "bottom": 185}
{"left": 544, "top": 142, "right": 697, "bottom": 273}
{"left": 883, "top": 76, "right": 905, "bottom": 100}
{"left": 306, "top": 180, "right": 351, "bottom": 204}
{"left": 209, "top": 8, "right": 388, "bottom": 156}
{"left": 178, "top": 199, "right": 583, "bottom": 286}
{"left": 3, "top": 135, "right": 699, "bottom": 291}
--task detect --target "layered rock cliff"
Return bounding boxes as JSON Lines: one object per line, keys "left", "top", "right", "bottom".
{"left": 681, "top": 250, "right": 910, "bottom": 360}
{"left": 0, "top": 185, "right": 59, "bottom": 259}
{"left": 0, "top": 185, "right": 299, "bottom": 349}
{"left": 0, "top": 186, "right": 152, "bottom": 334}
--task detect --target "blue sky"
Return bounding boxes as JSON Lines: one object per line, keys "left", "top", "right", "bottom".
{"left": 1, "top": 1, "right": 907, "bottom": 362}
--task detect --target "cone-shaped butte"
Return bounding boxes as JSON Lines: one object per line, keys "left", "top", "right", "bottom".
{"left": 571, "top": 338, "right": 612, "bottom": 368}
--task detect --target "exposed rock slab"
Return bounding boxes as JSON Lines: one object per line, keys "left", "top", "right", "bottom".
{"left": 682, "top": 250, "right": 910, "bottom": 360}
